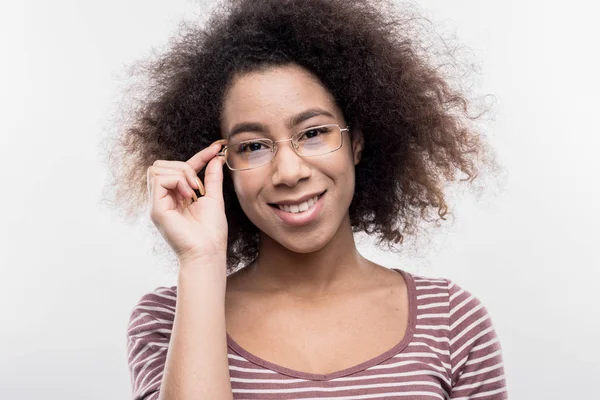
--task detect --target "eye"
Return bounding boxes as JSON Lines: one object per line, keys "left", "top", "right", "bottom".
{"left": 298, "top": 126, "right": 331, "bottom": 141}
{"left": 236, "top": 140, "right": 271, "bottom": 153}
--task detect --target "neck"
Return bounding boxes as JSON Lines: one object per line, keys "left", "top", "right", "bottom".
{"left": 248, "top": 214, "right": 372, "bottom": 298}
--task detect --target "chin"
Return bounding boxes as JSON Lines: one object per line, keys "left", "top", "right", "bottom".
{"left": 260, "top": 225, "right": 333, "bottom": 254}
{"left": 279, "top": 236, "right": 328, "bottom": 254}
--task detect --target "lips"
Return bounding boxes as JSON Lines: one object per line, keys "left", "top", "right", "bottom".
{"left": 269, "top": 191, "right": 326, "bottom": 226}
{"left": 275, "top": 193, "right": 323, "bottom": 214}
{"left": 271, "top": 191, "right": 326, "bottom": 206}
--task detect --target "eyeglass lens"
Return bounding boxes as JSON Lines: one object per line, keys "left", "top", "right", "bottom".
{"left": 225, "top": 125, "right": 343, "bottom": 170}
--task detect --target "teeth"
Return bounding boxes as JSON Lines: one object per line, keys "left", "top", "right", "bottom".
{"left": 277, "top": 194, "right": 321, "bottom": 214}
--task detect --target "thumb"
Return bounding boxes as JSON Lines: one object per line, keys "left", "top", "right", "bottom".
{"left": 203, "top": 155, "right": 226, "bottom": 203}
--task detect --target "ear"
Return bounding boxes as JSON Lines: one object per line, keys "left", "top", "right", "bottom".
{"left": 351, "top": 131, "right": 364, "bottom": 166}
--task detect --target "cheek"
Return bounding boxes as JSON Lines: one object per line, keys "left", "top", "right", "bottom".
{"left": 329, "top": 150, "right": 356, "bottom": 182}
{"left": 333, "top": 157, "right": 357, "bottom": 201}
{"left": 232, "top": 173, "right": 262, "bottom": 207}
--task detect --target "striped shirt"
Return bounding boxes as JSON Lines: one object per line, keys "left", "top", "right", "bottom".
{"left": 126, "top": 269, "right": 507, "bottom": 399}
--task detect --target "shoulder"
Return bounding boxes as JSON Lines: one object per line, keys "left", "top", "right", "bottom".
{"left": 404, "top": 271, "right": 492, "bottom": 324}
{"left": 445, "top": 279, "right": 497, "bottom": 341}
{"left": 126, "top": 286, "right": 177, "bottom": 399}
{"left": 126, "top": 286, "right": 178, "bottom": 337}
{"left": 408, "top": 273, "right": 497, "bottom": 337}
{"left": 442, "top": 279, "right": 504, "bottom": 389}
{"left": 404, "top": 271, "right": 501, "bottom": 357}
{"left": 405, "top": 273, "right": 505, "bottom": 389}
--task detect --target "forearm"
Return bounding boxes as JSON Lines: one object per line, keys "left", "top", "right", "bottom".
{"left": 158, "top": 257, "right": 233, "bottom": 400}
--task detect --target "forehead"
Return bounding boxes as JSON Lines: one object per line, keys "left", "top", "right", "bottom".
{"left": 221, "top": 65, "right": 342, "bottom": 130}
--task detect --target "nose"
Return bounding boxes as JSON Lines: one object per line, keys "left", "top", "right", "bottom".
{"left": 270, "top": 141, "right": 312, "bottom": 187}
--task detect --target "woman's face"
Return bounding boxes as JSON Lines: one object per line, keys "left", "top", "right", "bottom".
{"left": 220, "top": 64, "right": 363, "bottom": 253}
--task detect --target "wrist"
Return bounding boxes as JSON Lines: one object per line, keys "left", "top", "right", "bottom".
{"left": 178, "top": 253, "right": 227, "bottom": 274}
{"left": 178, "top": 247, "right": 227, "bottom": 266}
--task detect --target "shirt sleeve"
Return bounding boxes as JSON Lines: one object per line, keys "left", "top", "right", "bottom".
{"left": 126, "top": 287, "right": 176, "bottom": 400}
{"left": 447, "top": 280, "right": 508, "bottom": 399}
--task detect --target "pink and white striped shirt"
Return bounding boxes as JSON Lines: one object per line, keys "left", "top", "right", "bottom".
{"left": 126, "top": 269, "right": 507, "bottom": 399}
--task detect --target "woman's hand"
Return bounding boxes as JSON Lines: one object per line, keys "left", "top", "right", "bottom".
{"left": 147, "top": 140, "right": 229, "bottom": 263}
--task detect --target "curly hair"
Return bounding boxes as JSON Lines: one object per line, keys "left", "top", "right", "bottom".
{"left": 103, "top": 0, "right": 494, "bottom": 272}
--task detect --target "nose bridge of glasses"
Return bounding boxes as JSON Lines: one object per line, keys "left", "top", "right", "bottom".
{"left": 273, "top": 137, "right": 299, "bottom": 151}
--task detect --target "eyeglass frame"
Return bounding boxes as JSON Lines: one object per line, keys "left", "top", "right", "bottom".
{"left": 217, "top": 123, "right": 351, "bottom": 171}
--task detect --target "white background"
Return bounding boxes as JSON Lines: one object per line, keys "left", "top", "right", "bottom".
{"left": 1, "top": 0, "right": 599, "bottom": 399}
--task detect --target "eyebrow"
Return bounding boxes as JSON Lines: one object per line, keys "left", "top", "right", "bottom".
{"left": 227, "top": 108, "right": 335, "bottom": 139}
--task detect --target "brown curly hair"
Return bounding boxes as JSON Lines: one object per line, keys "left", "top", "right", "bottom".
{"left": 103, "top": 0, "right": 494, "bottom": 272}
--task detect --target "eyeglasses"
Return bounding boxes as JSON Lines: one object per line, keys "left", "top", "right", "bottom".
{"left": 217, "top": 124, "right": 350, "bottom": 171}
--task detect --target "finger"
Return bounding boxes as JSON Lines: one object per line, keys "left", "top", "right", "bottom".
{"left": 194, "top": 176, "right": 205, "bottom": 197}
{"left": 148, "top": 166, "right": 199, "bottom": 200}
{"left": 150, "top": 163, "right": 204, "bottom": 195}
{"left": 185, "top": 139, "right": 228, "bottom": 173}
{"left": 151, "top": 174, "right": 196, "bottom": 207}
{"left": 203, "top": 155, "right": 226, "bottom": 203}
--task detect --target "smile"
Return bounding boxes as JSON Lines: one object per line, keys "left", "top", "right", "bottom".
{"left": 269, "top": 191, "right": 327, "bottom": 227}
{"left": 276, "top": 193, "right": 323, "bottom": 214}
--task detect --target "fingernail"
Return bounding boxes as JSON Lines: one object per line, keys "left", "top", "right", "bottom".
{"left": 190, "top": 189, "right": 198, "bottom": 202}
{"left": 195, "top": 177, "right": 205, "bottom": 196}
{"left": 210, "top": 139, "right": 228, "bottom": 148}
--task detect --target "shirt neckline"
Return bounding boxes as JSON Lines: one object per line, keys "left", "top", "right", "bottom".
{"left": 226, "top": 268, "right": 417, "bottom": 381}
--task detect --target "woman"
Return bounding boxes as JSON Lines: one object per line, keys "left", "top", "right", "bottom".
{"left": 116, "top": 0, "right": 507, "bottom": 398}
